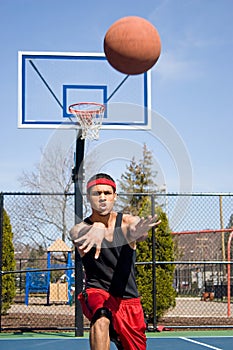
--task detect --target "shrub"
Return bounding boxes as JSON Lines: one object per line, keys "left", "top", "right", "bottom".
{"left": 1, "top": 209, "right": 16, "bottom": 314}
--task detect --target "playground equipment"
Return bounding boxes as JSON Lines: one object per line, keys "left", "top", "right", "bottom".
{"left": 25, "top": 239, "right": 74, "bottom": 305}
{"left": 25, "top": 269, "right": 50, "bottom": 306}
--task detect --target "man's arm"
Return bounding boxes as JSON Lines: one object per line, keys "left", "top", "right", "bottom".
{"left": 70, "top": 222, "right": 106, "bottom": 259}
{"left": 125, "top": 215, "right": 161, "bottom": 242}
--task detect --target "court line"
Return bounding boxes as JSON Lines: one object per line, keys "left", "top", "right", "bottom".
{"left": 180, "top": 337, "right": 222, "bottom": 350}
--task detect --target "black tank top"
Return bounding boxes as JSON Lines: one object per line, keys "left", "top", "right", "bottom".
{"left": 82, "top": 213, "right": 138, "bottom": 298}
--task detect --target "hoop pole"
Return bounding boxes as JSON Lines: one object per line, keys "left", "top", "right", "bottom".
{"left": 74, "top": 132, "right": 84, "bottom": 336}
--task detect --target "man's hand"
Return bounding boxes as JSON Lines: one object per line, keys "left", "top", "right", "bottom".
{"left": 70, "top": 222, "right": 106, "bottom": 259}
{"left": 128, "top": 215, "right": 161, "bottom": 242}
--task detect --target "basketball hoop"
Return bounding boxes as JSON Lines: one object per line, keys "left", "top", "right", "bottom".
{"left": 69, "top": 102, "right": 105, "bottom": 140}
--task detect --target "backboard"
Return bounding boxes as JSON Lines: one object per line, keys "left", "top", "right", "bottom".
{"left": 18, "top": 51, "right": 151, "bottom": 130}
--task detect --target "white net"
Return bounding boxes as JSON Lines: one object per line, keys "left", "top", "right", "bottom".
{"left": 69, "top": 103, "right": 105, "bottom": 140}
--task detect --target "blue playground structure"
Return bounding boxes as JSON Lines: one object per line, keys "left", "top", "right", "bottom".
{"left": 25, "top": 239, "right": 74, "bottom": 305}
{"left": 25, "top": 269, "right": 50, "bottom": 305}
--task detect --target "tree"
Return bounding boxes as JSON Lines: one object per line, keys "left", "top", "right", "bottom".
{"left": 117, "top": 144, "right": 176, "bottom": 320}
{"left": 17, "top": 142, "right": 98, "bottom": 250}
{"left": 2, "top": 209, "right": 16, "bottom": 314}
{"left": 117, "top": 144, "right": 158, "bottom": 215}
{"left": 153, "top": 209, "right": 176, "bottom": 318}
{"left": 17, "top": 144, "right": 75, "bottom": 249}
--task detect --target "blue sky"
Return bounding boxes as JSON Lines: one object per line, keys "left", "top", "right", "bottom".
{"left": 1, "top": 0, "right": 233, "bottom": 193}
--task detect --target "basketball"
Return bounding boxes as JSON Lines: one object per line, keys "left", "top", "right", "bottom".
{"left": 104, "top": 16, "right": 161, "bottom": 75}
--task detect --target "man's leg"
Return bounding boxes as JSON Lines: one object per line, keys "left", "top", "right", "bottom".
{"left": 78, "top": 290, "right": 123, "bottom": 349}
{"left": 111, "top": 298, "right": 146, "bottom": 350}
{"left": 90, "top": 316, "right": 110, "bottom": 350}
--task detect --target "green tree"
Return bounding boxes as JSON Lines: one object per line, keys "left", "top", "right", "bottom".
{"left": 154, "top": 210, "right": 176, "bottom": 318}
{"left": 2, "top": 209, "right": 16, "bottom": 314}
{"left": 118, "top": 144, "right": 158, "bottom": 215}
{"left": 118, "top": 144, "right": 176, "bottom": 320}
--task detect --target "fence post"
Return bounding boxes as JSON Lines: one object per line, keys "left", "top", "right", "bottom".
{"left": 151, "top": 194, "right": 157, "bottom": 330}
{"left": 0, "top": 193, "right": 4, "bottom": 332}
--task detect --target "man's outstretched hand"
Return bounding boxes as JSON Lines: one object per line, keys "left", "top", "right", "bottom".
{"left": 128, "top": 215, "right": 161, "bottom": 242}
{"left": 70, "top": 222, "right": 106, "bottom": 259}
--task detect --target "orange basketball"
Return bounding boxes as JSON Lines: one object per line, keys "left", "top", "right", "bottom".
{"left": 104, "top": 16, "right": 161, "bottom": 75}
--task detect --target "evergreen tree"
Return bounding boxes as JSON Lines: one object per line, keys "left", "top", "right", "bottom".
{"left": 118, "top": 144, "right": 158, "bottom": 215}
{"left": 118, "top": 144, "right": 176, "bottom": 320}
{"left": 154, "top": 210, "right": 176, "bottom": 318}
{"left": 2, "top": 209, "right": 16, "bottom": 314}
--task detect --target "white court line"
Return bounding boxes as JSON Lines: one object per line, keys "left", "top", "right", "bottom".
{"left": 180, "top": 337, "right": 222, "bottom": 350}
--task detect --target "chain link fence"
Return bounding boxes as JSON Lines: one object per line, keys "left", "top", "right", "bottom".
{"left": 1, "top": 192, "right": 233, "bottom": 332}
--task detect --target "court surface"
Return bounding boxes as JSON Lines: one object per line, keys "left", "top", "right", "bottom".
{"left": 1, "top": 331, "right": 233, "bottom": 350}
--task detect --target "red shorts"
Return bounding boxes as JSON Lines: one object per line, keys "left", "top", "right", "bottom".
{"left": 78, "top": 288, "right": 146, "bottom": 350}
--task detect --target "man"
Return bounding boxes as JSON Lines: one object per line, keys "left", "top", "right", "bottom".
{"left": 70, "top": 173, "right": 160, "bottom": 350}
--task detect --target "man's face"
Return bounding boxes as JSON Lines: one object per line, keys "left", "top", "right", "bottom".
{"left": 87, "top": 184, "right": 117, "bottom": 215}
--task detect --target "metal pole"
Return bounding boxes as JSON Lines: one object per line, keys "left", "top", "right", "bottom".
{"left": 74, "top": 134, "right": 85, "bottom": 336}
{"left": 151, "top": 194, "right": 157, "bottom": 330}
{"left": 0, "top": 193, "right": 4, "bottom": 333}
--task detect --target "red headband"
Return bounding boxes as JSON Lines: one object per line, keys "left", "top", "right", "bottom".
{"left": 87, "top": 178, "right": 116, "bottom": 191}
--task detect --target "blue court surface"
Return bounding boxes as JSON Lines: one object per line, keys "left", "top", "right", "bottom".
{"left": 0, "top": 331, "right": 233, "bottom": 350}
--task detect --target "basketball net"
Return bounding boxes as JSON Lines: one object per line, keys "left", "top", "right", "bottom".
{"left": 69, "top": 102, "right": 105, "bottom": 140}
